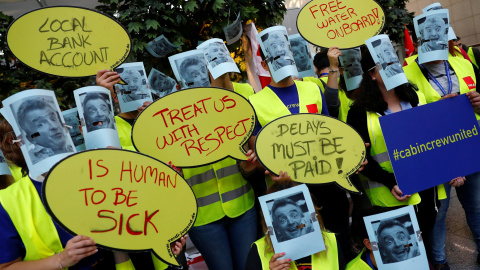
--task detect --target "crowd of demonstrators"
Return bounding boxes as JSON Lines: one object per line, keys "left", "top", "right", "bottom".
{"left": 1, "top": 5, "right": 480, "bottom": 270}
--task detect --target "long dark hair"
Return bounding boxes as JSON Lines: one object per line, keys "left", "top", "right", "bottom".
{"left": 0, "top": 120, "right": 28, "bottom": 177}
{"left": 352, "top": 51, "right": 419, "bottom": 114}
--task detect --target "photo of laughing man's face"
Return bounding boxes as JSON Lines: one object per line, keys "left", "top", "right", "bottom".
{"left": 420, "top": 16, "right": 448, "bottom": 52}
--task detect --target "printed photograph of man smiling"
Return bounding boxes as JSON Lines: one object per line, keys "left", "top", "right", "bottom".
{"left": 374, "top": 215, "right": 420, "bottom": 264}
{"left": 270, "top": 192, "right": 314, "bottom": 243}
{"left": 13, "top": 96, "right": 74, "bottom": 165}
{"left": 418, "top": 15, "right": 448, "bottom": 53}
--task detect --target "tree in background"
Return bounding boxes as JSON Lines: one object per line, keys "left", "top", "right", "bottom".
{"left": 95, "top": 0, "right": 287, "bottom": 81}
{"left": 377, "top": 0, "right": 415, "bottom": 44}
{"left": 0, "top": 0, "right": 415, "bottom": 106}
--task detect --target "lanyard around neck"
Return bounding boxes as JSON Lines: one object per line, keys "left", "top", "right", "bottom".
{"left": 418, "top": 60, "right": 452, "bottom": 96}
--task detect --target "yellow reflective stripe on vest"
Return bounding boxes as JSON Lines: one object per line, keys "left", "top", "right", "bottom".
{"left": 372, "top": 151, "right": 390, "bottom": 164}
{"left": 196, "top": 192, "right": 221, "bottom": 207}
{"left": 222, "top": 183, "right": 252, "bottom": 203}
{"left": 254, "top": 232, "right": 338, "bottom": 270}
{"left": 365, "top": 111, "right": 421, "bottom": 207}
{"left": 184, "top": 158, "right": 254, "bottom": 226}
{"left": 186, "top": 169, "right": 216, "bottom": 186}
{"left": 0, "top": 177, "right": 64, "bottom": 262}
{"left": 216, "top": 163, "right": 241, "bottom": 178}
{"left": 192, "top": 168, "right": 252, "bottom": 206}
{"left": 249, "top": 81, "right": 323, "bottom": 127}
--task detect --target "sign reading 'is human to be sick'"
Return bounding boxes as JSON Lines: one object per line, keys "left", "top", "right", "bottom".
{"left": 7, "top": 6, "right": 131, "bottom": 77}
{"left": 297, "top": 0, "right": 386, "bottom": 49}
{"left": 44, "top": 149, "right": 197, "bottom": 266}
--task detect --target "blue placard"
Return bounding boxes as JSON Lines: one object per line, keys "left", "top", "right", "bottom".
{"left": 379, "top": 94, "right": 480, "bottom": 195}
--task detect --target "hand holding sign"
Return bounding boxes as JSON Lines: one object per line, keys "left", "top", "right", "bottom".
{"left": 43, "top": 149, "right": 197, "bottom": 266}
{"left": 255, "top": 114, "right": 365, "bottom": 192}
{"left": 132, "top": 87, "right": 256, "bottom": 167}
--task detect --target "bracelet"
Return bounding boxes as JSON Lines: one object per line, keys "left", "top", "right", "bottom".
{"left": 328, "top": 66, "right": 339, "bottom": 73}
{"left": 57, "top": 252, "right": 64, "bottom": 269}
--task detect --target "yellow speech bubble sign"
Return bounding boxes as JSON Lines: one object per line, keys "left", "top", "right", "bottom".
{"left": 43, "top": 149, "right": 197, "bottom": 266}
{"left": 132, "top": 87, "right": 256, "bottom": 167}
{"left": 255, "top": 114, "right": 365, "bottom": 192}
{"left": 297, "top": 0, "right": 385, "bottom": 49}
{"left": 7, "top": 7, "right": 131, "bottom": 77}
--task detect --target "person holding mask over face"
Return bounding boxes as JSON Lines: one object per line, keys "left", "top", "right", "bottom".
{"left": 418, "top": 16, "right": 449, "bottom": 53}
{"left": 179, "top": 57, "right": 210, "bottom": 88}
{"left": 205, "top": 41, "right": 231, "bottom": 68}
{"left": 96, "top": 70, "right": 187, "bottom": 270}
{"left": 263, "top": 32, "right": 295, "bottom": 70}
{"left": 0, "top": 120, "right": 115, "bottom": 270}
{"left": 97, "top": 66, "right": 257, "bottom": 270}
{"left": 82, "top": 92, "right": 115, "bottom": 131}
{"left": 17, "top": 98, "right": 73, "bottom": 164}
{"left": 291, "top": 39, "right": 311, "bottom": 72}
{"left": 245, "top": 179, "right": 345, "bottom": 270}
{"left": 347, "top": 49, "right": 446, "bottom": 264}
{"left": 249, "top": 39, "right": 361, "bottom": 261}
{"left": 376, "top": 220, "right": 419, "bottom": 264}
{"left": 271, "top": 197, "right": 314, "bottom": 242}
{"left": 404, "top": 18, "right": 480, "bottom": 269}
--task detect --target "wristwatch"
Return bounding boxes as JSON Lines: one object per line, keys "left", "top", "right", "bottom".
{"left": 328, "top": 67, "right": 339, "bottom": 73}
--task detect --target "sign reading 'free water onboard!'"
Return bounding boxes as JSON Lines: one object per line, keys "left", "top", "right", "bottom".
{"left": 296, "top": 0, "right": 385, "bottom": 49}
{"left": 380, "top": 95, "right": 480, "bottom": 195}
{"left": 7, "top": 6, "right": 131, "bottom": 77}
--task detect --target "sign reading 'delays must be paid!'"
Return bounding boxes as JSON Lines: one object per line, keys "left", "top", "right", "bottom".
{"left": 7, "top": 6, "right": 131, "bottom": 77}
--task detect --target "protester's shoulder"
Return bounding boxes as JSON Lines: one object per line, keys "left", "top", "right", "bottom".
{"left": 232, "top": 82, "right": 255, "bottom": 98}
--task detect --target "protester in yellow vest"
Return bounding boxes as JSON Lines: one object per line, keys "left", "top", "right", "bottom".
{"left": 454, "top": 36, "right": 480, "bottom": 68}
{"left": 347, "top": 51, "right": 448, "bottom": 264}
{"left": 248, "top": 45, "right": 358, "bottom": 261}
{"left": 348, "top": 208, "right": 397, "bottom": 270}
{"left": 96, "top": 70, "right": 188, "bottom": 270}
{"left": 0, "top": 120, "right": 117, "bottom": 269}
{"left": 178, "top": 72, "right": 257, "bottom": 270}
{"left": 403, "top": 47, "right": 480, "bottom": 268}
{"left": 245, "top": 179, "right": 345, "bottom": 269}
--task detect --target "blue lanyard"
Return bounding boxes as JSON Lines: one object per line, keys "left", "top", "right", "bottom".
{"left": 320, "top": 72, "right": 329, "bottom": 77}
{"left": 418, "top": 60, "right": 452, "bottom": 96}
{"left": 366, "top": 252, "right": 375, "bottom": 269}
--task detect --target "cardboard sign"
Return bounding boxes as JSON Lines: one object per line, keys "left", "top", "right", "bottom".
{"left": 132, "top": 87, "right": 256, "bottom": 167}
{"left": 255, "top": 114, "right": 365, "bottom": 192}
{"left": 297, "top": 0, "right": 385, "bottom": 49}
{"left": 364, "top": 206, "right": 429, "bottom": 269}
{"left": 43, "top": 149, "right": 197, "bottom": 266}
{"left": 380, "top": 95, "right": 480, "bottom": 195}
{"left": 7, "top": 6, "right": 131, "bottom": 77}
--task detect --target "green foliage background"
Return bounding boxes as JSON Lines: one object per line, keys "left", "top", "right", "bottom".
{"left": 0, "top": 0, "right": 414, "bottom": 108}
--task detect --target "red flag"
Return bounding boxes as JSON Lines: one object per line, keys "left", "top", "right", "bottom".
{"left": 404, "top": 25, "right": 414, "bottom": 57}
